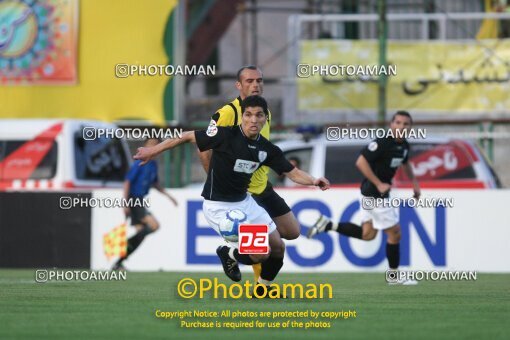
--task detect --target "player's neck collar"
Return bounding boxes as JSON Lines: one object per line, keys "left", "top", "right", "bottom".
{"left": 239, "top": 125, "right": 260, "bottom": 141}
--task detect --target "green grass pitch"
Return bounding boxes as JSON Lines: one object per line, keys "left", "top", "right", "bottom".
{"left": 1, "top": 270, "right": 508, "bottom": 339}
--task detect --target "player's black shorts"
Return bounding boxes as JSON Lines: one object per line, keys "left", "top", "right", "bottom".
{"left": 130, "top": 206, "right": 150, "bottom": 225}
{"left": 251, "top": 182, "right": 291, "bottom": 218}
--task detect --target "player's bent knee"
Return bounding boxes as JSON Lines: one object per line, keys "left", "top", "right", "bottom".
{"left": 363, "top": 231, "right": 376, "bottom": 241}
{"left": 268, "top": 235, "right": 285, "bottom": 258}
{"left": 271, "top": 241, "right": 285, "bottom": 259}
{"left": 387, "top": 235, "right": 400, "bottom": 244}
{"left": 251, "top": 253, "right": 270, "bottom": 263}
{"left": 142, "top": 216, "right": 159, "bottom": 231}
{"left": 150, "top": 222, "right": 159, "bottom": 232}
{"left": 281, "top": 228, "right": 300, "bottom": 240}
{"left": 362, "top": 224, "right": 377, "bottom": 241}
{"left": 385, "top": 226, "right": 401, "bottom": 243}
{"left": 144, "top": 222, "right": 158, "bottom": 233}
{"left": 391, "top": 232, "right": 401, "bottom": 243}
{"left": 274, "top": 217, "right": 300, "bottom": 240}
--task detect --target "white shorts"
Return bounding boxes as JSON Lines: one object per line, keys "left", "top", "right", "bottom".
{"left": 359, "top": 196, "right": 399, "bottom": 230}
{"left": 202, "top": 195, "right": 276, "bottom": 248}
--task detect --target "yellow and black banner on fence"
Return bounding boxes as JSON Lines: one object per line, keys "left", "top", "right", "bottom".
{"left": 298, "top": 40, "right": 510, "bottom": 113}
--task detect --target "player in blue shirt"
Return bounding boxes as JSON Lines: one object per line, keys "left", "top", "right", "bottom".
{"left": 113, "top": 138, "right": 178, "bottom": 270}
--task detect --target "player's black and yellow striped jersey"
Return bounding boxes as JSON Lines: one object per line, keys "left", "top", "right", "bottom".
{"left": 211, "top": 96, "right": 272, "bottom": 195}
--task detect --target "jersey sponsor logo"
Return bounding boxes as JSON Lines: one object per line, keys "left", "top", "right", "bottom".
{"left": 368, "top": 141, "right": 378, "bottom": 151}
{"left": 233, "top": 159, "right": 259, "bottom": 174}
{"left": 206, "top": 125, "right": 218, "bottom": 137}
{"left": 258, "top": 151, "right": 267, "bottom": 163}
{"left": 248, "top": 145, "right": 256, "bottom": 149}
{"left": 390, "top": 157, "right": 404, "bottom": 168}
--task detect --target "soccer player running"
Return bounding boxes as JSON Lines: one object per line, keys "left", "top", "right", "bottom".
{"left": 198, "top": 66, "right": 301, "bottom": 281}
{"left": 113, "top": 138, "right": 178, "bottom": 270}
{"left": 307, "top": 111, "right": 420, "bottom": 284}
{"left": 134, "top": 96, "right": 330, "bottom": 294}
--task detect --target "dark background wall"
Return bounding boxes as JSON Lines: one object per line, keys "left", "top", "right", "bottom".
{"left": 0, "top": 192, "right": 91, "bottom": 268}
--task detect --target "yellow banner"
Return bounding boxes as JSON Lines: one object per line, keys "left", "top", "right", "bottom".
{"left": 0, "top": 0, "right": 178, "bottom": 125}
{"left": 298, "top": 40, "right": 510, "bottom": 113}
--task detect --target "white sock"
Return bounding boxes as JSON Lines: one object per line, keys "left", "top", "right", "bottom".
{"left": 257, "top": 278, "right": 272, "bottom": 285}
{"left": 228, "top": 247, "right": 237, "bottom": 262}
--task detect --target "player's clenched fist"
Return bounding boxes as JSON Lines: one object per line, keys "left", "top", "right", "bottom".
{"left": 376, "top": 183, "right": 391, "bottom": 195}
{"left": 314, "top": 177, "right": 330, "bottom": 191}
{"left": 134, "top": 147, "right": 156, "bottom": 165}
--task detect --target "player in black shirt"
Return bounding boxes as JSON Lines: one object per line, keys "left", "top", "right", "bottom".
{"left": 308, "top": 111, "right": 420, "bottom": 284}
{"left": 199, "top": 66, "right": 302, "bottom": 283}
{"left": 134, "top": 95, "right": 330, "bottom": 291}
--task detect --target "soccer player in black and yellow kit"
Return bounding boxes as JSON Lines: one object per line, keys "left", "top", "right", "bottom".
{"left": 135, "top": 96, "right": 330, "bottom": 294}
{"left": 198, "top": 66, "right": 301, "bottom": 282}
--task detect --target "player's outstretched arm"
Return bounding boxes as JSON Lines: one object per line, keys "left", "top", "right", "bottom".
{"left": 355, "top": 155, "right": 390, "bottom": 195}
{"left": 403, "top": 162, "right": 421, "bottom": 198}
{"left": 134, "top": 131, "right": 196, "bottom": 165}
{"left": 285, "top": 168, "right": 330, "bottom": 191}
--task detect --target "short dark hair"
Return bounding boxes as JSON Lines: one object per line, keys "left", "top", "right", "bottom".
{"left": 391, "top": 110, "right": 413, "bottom": 124}
{"left": 241, "top": 95, "right": 268, "bottom": 115}
{"left": 236, "top": 65, "right": 262, "bottom": 82}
